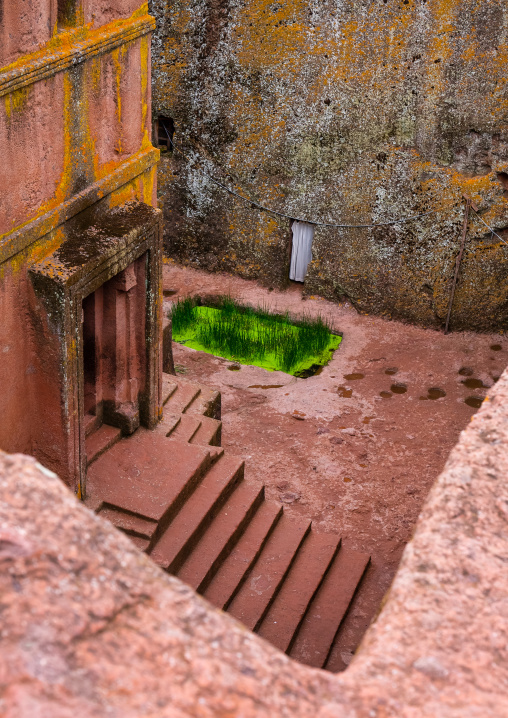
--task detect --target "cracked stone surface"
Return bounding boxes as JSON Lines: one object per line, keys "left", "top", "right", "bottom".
{"left": 1, "top": 354, "right": 508, "bottom": 715}
{"left": 0, "top": 453, "right": 334, "bottom": 717}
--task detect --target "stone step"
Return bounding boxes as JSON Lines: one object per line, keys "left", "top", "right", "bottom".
{"left": 184, "top": 383, "right": 221, "bottom": 419}
{"left": 155, "top": 411, "right": 222, "bottom": 452}
{"left": 161, "top": 373, "right": 221, "bottom": 420}
{"left": 149, "top": 454, "right": 245, "bottom": 571}
{"left": 190, "top": 416, "right": 222, "bottom": 447}
{"left": 97, "top": 506, "right": 158, "bottom": 540}
{"left": 86, "top": 431, "right": 212, "bottom": 523}
{"left": 257, "top": 531, "right": 340, "bottom": 654}
{"left": 207, "top": 446, "right": 225, "bottom": 461}
{"left": 226, "top": 515, "right": 311, "bottom": 632}
{"left": 153, "top": 410, "right": 221, "bottom": 448}
{"left": 84, "top": 412, "right": 101, "bottom": 437}
{"left": 288, "top": 548, "right": 370, "bottom": 668}
{"left": 169, "top": 414, "right": 202, "bottom": 443}
{"left": 129, "top": 535, "right": 151, "bottom": 552}
{"left": 164, "top": 381, "right": 201, "bottom": 414}
{"left": 153, "top": 411, "right": 181, "bottom": 438}
{"left": 86, "top": 424, "right": 122, "bottom": 466}
{"left": 83, "top": 373, "right": 373, "bottom": 672}
{"left": 176, "top": 482, "right": 264, "bottom": 592}
{"left": 324, "top": 584, "right": 368, "bottom": 673}
{"left": 161, "top": 374, "right": 178, "bottom": 404}
{"left": 202, "top": 501, "right": 283, "bottom": 611}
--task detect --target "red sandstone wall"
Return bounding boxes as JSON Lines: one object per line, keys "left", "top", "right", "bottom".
{"left": 0, "top": 2, "right": 158, "bottom": 474}
{"left": 0, "top": 14, "right": 154, "bottom": 238}
{"left": 0, "top": 273, "right": 34, "bottom": 456}
{"left": 86, "top": 0, "right": 147, "bottom": 26}
{"left": 0, "top": 1, "right": 150, "bottom": 66}
{"left": 88, "top": 39, "right": 148, "bottom": 174}
{"left": 0, "top": 76, "right": 66, "bottom": 237}
{"left": 0, "top": 1, "right": 53, "bottom": 66}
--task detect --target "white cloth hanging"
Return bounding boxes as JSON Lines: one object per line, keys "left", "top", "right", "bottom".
{"left": 289, "top": 221, "right": 315, "bottom": 282}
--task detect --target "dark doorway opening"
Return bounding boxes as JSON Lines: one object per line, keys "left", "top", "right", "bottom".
{"left": 57, "top": 0, "right": 80, "bottom": 29}
{"left": 82, "top": 289, "right": 103, "bottom": 438}
{"left": 157, "top": 116, "right": 175, "bottom": 152}
{"left": 82, "top": 256, "right": 148, "bottom": 461}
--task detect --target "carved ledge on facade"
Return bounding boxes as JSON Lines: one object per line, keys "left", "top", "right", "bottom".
{"left": 0, "top": 13, "right": 156, "bottom": 98}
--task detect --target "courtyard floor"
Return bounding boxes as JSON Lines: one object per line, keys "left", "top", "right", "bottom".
{"left": 163, "top": 259, "right": 507, "bottom": 671}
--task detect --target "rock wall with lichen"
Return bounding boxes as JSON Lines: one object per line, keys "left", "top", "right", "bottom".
{"left": 0, "top": 2, "right": 158, "bottom": 464}
{"left": 151, "top": 0, "right": 508, "bottom": 331}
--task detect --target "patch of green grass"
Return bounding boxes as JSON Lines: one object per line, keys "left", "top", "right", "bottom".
{"left": 170, "top": 296, "right": 196, "bottom": 334}
{"left": 170, "top": 295, "right": 341, "bottom": 376}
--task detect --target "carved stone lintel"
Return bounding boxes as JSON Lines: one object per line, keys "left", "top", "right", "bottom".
{"left": 111, "top": 264, "right": 138, "bottom": 292}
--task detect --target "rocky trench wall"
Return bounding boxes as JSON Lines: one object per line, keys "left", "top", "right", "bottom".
{"left": 1, "top": 365, "right": 508, "bottom": 715}
{"left": 151, "top": 0, "right": 508, "bottom": 331}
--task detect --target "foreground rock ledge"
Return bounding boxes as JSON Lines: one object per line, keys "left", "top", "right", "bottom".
{"left": 1, "top": 375, "right": 508, "bottom": 716}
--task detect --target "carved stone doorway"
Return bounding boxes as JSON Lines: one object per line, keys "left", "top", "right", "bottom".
{"left": 30, "top": 203, "right": 163, "bottom": 498}
{"left": 83, "top": 255, "right": 147, "bottom": 446}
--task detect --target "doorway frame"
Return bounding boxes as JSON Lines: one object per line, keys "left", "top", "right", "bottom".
{"left": 29, "top": 203, "right": 163, "bottom": 498}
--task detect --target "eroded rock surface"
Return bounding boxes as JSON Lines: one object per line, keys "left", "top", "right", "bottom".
{"left": 151, "top": 0, "right": 508, "bottom": 330}
{"left": 0, "top": 452, "right": 332, "bottom": 717}
{"left": 1, "top": 362, "right": 508, "bottom": 715}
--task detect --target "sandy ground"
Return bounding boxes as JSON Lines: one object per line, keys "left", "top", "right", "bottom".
{"left": 162, "top": 260, "right": 507, "bottom": 671}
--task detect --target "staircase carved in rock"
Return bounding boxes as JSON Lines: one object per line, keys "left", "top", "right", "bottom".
{"left": 85, "top": 373, "right": 370, "bottom": 670}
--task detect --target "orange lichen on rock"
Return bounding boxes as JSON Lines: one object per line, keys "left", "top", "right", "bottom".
{"left": 151, "top": 0, "right": 508, "bottom": 330}
{"left": 1, "top": 4, "right": 157, "bottom": 249}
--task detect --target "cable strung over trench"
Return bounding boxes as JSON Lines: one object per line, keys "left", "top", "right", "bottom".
{"left": 160, "top": 123, "right": 460, "bottom": 228}
{"left": 470, "top": 207, "right": 508, "bottom": 247}
{"left": 159, "top": 122, "right": 508, "bottom": 245}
